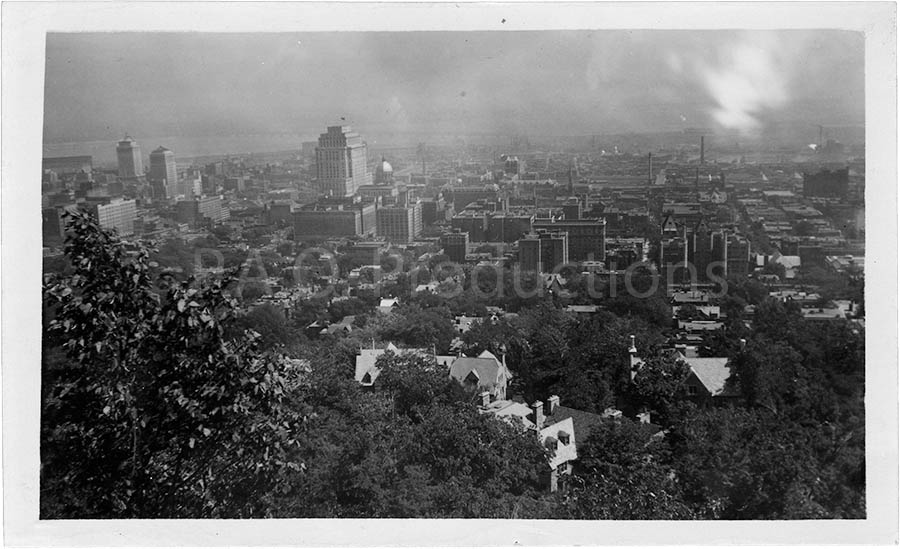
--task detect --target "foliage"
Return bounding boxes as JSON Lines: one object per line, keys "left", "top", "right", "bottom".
{"left": 374, "top": 351, "right": 469, "bottom": 421}
{"left": 42, "top": 211, "right": 303, "bottom": 518}
{"left": 627, "top": 351, "right": 692, "bottom": 426}
{"left": 565, "top": 419, "right": 694, "bottom": 519}
{"left": 233, "top": 302, "right": 297, "bottom": 351}
{"left": 668, "top": 407, "right": 864, "bottom": 519}
{"left": 377, "top": 304, "right": 457, "bottom": 354}
{"left": 40, "top": 211, "right": 866, "bottom": 521}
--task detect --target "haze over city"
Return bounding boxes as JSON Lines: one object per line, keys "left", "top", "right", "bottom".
{"left": 44, "top": 30, "right": 864, "bottom": 149}
{"left": 31, "top": 17, "right": 883, "bottom": 531}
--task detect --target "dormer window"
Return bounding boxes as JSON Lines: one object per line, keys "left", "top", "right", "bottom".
{"left": 558, "top": 431, "right": 571, "bottom": 445}
{"left": 464, "top": 370, "right": 479, "bottom": 385}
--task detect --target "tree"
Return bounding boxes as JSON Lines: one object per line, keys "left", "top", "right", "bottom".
{"left": 793, "top": 220, "right": 815, "bottom": 236}
{"left": 460, "top": 315, "right": 528, "bottom": 359}
{"left": 427, "top": 253, "right": 451, "bottom": 270}
{"left": 668, "top": 406, "right": 864, "bottom": 519}
{"left": 399, "top": 403, "right": 550, "bottom": 511}
{"left": 234, "top": 302, "right": 296, "bottom": 351}
{"left": 378, "top": 304, "right": 457, "bottom": 354}
{"left": 328, "top": 297, "right": 373, "bottom": 322}
{"left": 627, "top": 351, "right": 692, "bottom": 426}
{"left": 375, "top": 351, "right": 469, "bottom": 421}
{"left": 565, "top": 419, "right": 694, "bottom": 519}
{"left": 549, "top": 315, "right": 653, "bottom": 412}
{"left": 41, "top": 211, "right": 304, "bottom": 518}
{"left": 729, "top": 337, "right": 804, "bottom": 414}
{"left": 762, "top": 261, "right": 786, "bottom": 279}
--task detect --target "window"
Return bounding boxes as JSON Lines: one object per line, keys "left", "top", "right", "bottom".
{"left": 464, "top": 371, "right": 479, "bottom": 385}
{"left": 687, "top": 384, "right": 698, "bottom": 396}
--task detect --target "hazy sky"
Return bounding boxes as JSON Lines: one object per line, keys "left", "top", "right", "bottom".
{"left": 43, "top": 31, "right": 864, "bottom": 143}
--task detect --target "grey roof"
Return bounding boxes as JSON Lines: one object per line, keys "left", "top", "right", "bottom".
{"left": 449, "top": 353, "right": 511, "bottom": 389}
{"left": 548, "top": 405, "right": 606, "bottom": 444}
{"left": 684, "top": 357, "right": 734, "bottom": 396}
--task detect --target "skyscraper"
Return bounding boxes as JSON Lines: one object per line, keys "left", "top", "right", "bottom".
{"left": 116, "top": 136, "right": 143, "bottom": 179}
{"left": 149, "top": 146, "right": 177, "bottom": 198}
{"left": 315, "top": 126, "right": 372, "bottom": 198}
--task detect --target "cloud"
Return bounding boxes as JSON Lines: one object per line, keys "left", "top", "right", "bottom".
{"left": 692, "top": 33, "right": 790, "bottom": 133}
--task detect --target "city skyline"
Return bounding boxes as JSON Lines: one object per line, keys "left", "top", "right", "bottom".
{"left": 11, "top": 0, "right": 895, "bottom": 540}
{"left": 43, "top": 30, "right": 864, "bottom": 146}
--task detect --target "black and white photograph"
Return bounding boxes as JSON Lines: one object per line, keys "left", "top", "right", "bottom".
{"left": 2, "top": 2, "right": 897, "bottom": 546}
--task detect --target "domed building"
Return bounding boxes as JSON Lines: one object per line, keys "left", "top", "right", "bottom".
{"left": 375, "top": 156, "right": 394, "bottom": 185}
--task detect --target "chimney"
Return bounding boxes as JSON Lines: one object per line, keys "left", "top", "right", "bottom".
{"left": 531, "top": 400, "right": 545, "bottom": 429}
{"left": 547, "top": 395, "right": 560, "bottom": 416}
{"left": 628, "top": 335, "right": 637, "bottom": 354}
{"left": 739, "top": 338, "right": 747, "bottom": 350}
{"left": 647, "top": 153, "right": 653, "bottom": 185}
{"left": 700, "top": 136, "right": 705, "bottom": 165}
{"left": 479, "top": 391, "right": 491, "bottom": 407}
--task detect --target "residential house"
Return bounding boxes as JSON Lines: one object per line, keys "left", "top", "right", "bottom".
{"left": 377, "top": 298, "right": 400, "bottom": 314}
{"left": 449, "top": 350, "right": 513, "bottom": 401}
{"left": 480, "top": 394, "right": 604, "bottom": 492}
{"left": 628, "top": 335, "right": 739, "bottom": 405}
{"left": 354, "top": 342, "right": 434, "bottom": 387}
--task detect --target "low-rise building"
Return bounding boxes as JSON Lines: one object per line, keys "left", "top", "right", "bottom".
{"left": 449, "top": 350, "right": 513, "bottom": 401}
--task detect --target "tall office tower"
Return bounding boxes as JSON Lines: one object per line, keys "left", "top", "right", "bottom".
{"left": 518, "top": 230, "right": 568, "bottom": 273}
{"left": 116, "top": 136, "right": 143, "bottom": 178}
{"left": 149, "top": 146, "right": 177, "bottom": 187}
{"left": 315, "top": 125, "right": 372, "bottom": 198}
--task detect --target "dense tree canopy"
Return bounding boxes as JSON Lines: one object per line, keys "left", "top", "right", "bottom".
{"left": 42, "top": 211, "right": 304, "bottom": 518}
{"left": 41, "top": 212, "right": 866, "bottom": 520}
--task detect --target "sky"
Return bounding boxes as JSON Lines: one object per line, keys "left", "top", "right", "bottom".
{"left": 43, "top": 31, "right": 864, "bottom": 144}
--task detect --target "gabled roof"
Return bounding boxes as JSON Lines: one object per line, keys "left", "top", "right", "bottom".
{"left": 684, "top": 357, "right": 734, "bottom": 396}
{"left": 549, "top": 405, "right": 605, "bottom": 444}
{"left": 354, "top": 343, "right": 430, "bottom": 386}
{"left": 449, "top": 354, "right": 512, "bottom": 389}
{"left": 633, "top": 349, "right": 736, "bottom": 397}
{"left": 481, "top": 399, "right": 533, "bottom": 428}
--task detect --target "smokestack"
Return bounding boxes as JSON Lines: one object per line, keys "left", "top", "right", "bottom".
{"left": 568, "top": 165, "right": 573, "bottom": 195}
{"left": 700, "top": 136, "right": 705, "bottom": 165}
{"left": 648, "top": 153, "right": 653, "bottom": 185}
{"left": 628, "top": 335, "right": 637, "bottom": 354}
